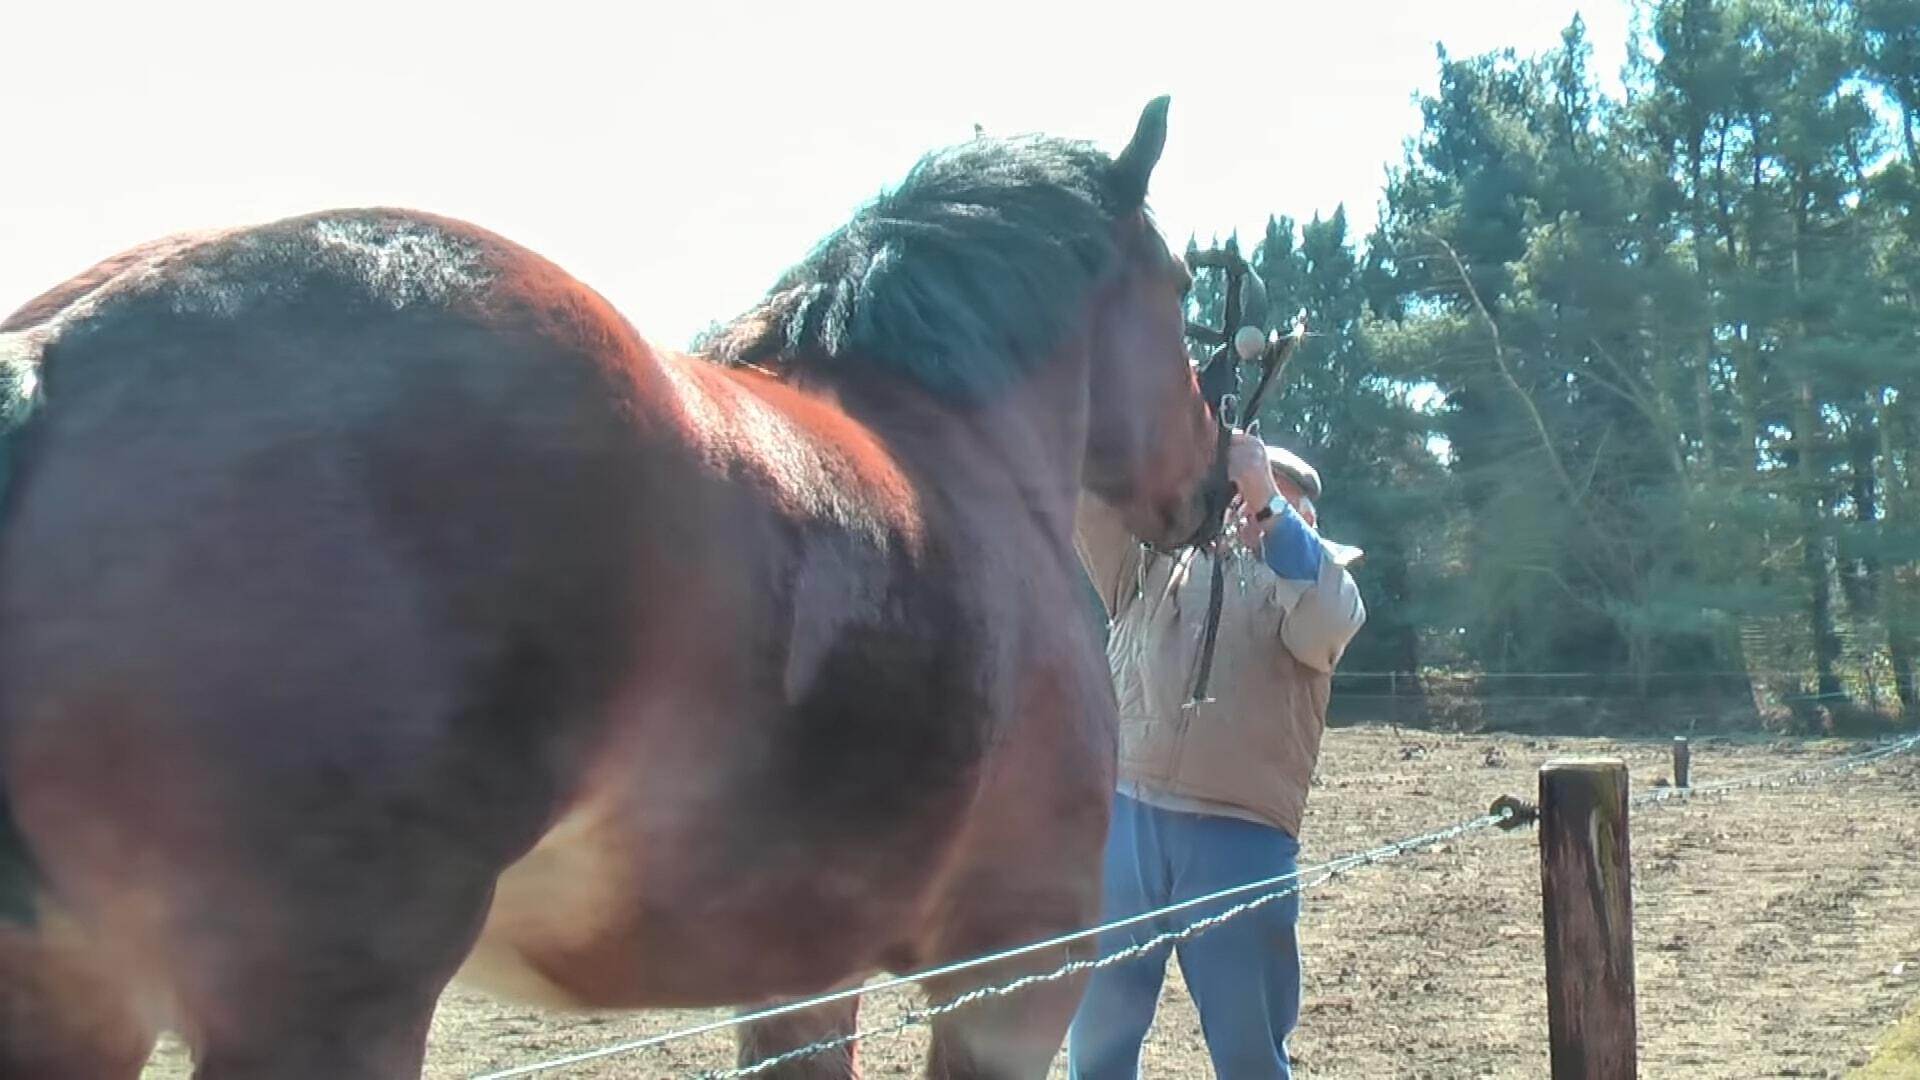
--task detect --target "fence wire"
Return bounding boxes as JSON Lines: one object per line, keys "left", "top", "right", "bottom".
{"left": 472, "top": 810, "right": 1514, "bottom": 1080}
{"left": 1635, "top": 730, "right": 1920, "bottom": 807}
{"left": 474, "top": 729, "right": 1920, "bottom": 1080}
{"left": 694, "top": 812, "right": 1509, "bottom": 1080}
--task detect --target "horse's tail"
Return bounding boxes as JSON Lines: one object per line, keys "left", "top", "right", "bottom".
{"left": 0, "top": 329, "right": 46, "bottom": 927}
{"left": 0, "top": 792, "right": 32, "bottom": 927}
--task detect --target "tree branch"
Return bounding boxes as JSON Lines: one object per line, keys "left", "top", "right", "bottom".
{"left": 1430, "top": 235, "right": 1586, "bottom": 508}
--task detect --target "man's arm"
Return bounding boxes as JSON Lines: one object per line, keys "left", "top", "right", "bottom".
{"left": 1073, "top": 492, "right": 1147, "bottom": 620}
{"left": 1250, "top": 498, "right": 1367, "bottom": 673}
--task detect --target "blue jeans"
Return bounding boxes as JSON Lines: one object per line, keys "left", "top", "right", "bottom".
{"left": 1066, "top": 792, "right": 1302, "bottom": 1080}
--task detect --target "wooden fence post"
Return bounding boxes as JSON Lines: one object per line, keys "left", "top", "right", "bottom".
{"left": 1672, "top": 737, "right": 1690, "bottom": 789}
{"left": 1539, "top": 757, "right": 1638, "bottom": 1079}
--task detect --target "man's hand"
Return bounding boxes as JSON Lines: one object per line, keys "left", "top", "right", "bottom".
{"left": 1221, "top": 430, "right": 1283, "bottom": 551}
{"left": 1227, "top": 430, "right": 1282, "bottom": 509}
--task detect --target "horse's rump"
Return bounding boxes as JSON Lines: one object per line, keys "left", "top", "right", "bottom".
{"left": 0, "top": 789, "right": 33, "bottom": 926}
{"left": 0, "top": 309, "right": 47, "bottom": 927}
{"left": 0, "top": 206, "right": 677, "bottom": 899}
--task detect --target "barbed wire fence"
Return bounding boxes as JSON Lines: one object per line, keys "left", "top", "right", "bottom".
{"left": 472, "top": 811, "right": 1515, "bottom": 1080}
{"left": 473, "top": 727, "right": 1920, "bottom": 1080}
{"left": 1325, "top": 668, "right": 1908, "bottom": 733}
{"left": 1634, "top": 730, "right": 1920, "bottom": 805}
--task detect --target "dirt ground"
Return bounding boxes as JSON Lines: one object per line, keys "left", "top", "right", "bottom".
{"left": 140, "top": 725, "right": 1920, "bottom": 1079}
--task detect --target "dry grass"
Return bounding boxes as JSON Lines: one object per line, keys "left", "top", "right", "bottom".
{"left": 1850, "top": 997, "right": 1920, "bottom": 1079}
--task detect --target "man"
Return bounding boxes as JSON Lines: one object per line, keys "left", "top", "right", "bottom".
{"left": 1066, "top": 428, "right": 1366, "bottom": 1080}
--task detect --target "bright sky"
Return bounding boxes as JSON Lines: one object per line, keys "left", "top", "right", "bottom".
{"left": 2, "top": 0, "right": 1630, "bottom": 352}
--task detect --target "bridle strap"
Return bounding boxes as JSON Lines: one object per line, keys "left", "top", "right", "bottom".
{"left": 1182, "top": 322, "right": 1302, "bottom": 707}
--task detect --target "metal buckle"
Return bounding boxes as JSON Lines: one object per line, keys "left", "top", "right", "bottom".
{"left": 1217, "top": 392, "right": 1240, "bottom": 431}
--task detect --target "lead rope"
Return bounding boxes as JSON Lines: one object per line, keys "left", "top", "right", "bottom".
{"left": 1187, "top": 553, "right": 1230, "bottom": 704}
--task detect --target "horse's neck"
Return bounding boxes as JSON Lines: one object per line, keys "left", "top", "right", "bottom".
{"left": 695, "top": 343, "right": 1093, "bottom": 556}
{"left": 900, "top": 350, "right": 1091, "bottom": 555}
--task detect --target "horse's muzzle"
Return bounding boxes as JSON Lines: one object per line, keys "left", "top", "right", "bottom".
{"left": 1151, "top": 418, "right": 1234, "bottom": 555}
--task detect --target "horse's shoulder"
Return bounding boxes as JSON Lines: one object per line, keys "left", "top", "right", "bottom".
{"left": 666, "top": 359, "right": 932, "bottom": 541}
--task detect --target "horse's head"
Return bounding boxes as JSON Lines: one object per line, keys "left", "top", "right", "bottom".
{"left": 1082, "top": 98, "right": 1228, "bottom": 552}
{"left": 694, "top": 95, "right": 1229, "bottom": 550}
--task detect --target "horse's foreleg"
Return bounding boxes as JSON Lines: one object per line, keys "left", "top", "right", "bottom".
{"left": 922, "top": 955, "right": 1087, "bottom": 1080}
{"left": 0, "top": 923, "right": 155, "bottom": 1080}
{"left": 733, "top": 996, "right": 861, "bottom": 1079}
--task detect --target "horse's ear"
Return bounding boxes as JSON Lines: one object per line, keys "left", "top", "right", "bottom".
{"left": 1112, "top": 95, "right": 1171, "bottom": 207}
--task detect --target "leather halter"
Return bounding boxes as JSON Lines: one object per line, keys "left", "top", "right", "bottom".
{"left": 1181, "top": 329, "right": 1298, "bottom": 705}
{"left": 1128, "top": 245, "right": 1305, "bottom": 708}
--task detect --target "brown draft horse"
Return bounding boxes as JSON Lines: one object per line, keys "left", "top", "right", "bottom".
{"left": 0, "top": 97, "right": 1223, "bottom": 1078}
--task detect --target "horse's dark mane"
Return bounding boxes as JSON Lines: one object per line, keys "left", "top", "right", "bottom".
{"left": 698, "top": 133, "right": 1144, "bottom": 403}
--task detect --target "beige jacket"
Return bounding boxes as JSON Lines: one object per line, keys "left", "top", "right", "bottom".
{"left": 1075, "top": 495, "right": 1366, "bottom": 837}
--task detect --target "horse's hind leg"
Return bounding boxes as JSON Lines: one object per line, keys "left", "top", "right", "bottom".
{"left": 0, "top": 482, "right": 561, "bottom": 1076}
{"left": 169, "top": 828, "right": 502, "bottom": 1080}
{"left": 9, "top": 693, "right": 524, "bottom": 1079}
{"left": 734, "top": 997, "right": 862, "bottom": 1079}
{"left": 0, "top": 924, "right": 155, "bottom": 1080}
{"left": 923, "top": 959, "right": 1086, "bottom": 1080}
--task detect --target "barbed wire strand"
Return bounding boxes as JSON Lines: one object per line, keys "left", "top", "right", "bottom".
{"left": 1331, "top": 691, "right": 1854, "bottom": 705}
{"left": 471, "top": 811, "right": 1512, "bottom": 1080}
{"left": 1634, "top": 729, "right": 1920, "bottom": 806}
{"left": 476, "top": 730, "right": 1920, "bottom": 1080}
{"left": 693, "top": 812, "right": 1507, "bottom": 1080}
{"left": 1333, "top": 669, "right": 1884, "bottom": 680}
{"left": 702, "top": 733, "right": 1920, "bottom": 1080}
